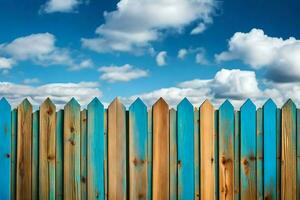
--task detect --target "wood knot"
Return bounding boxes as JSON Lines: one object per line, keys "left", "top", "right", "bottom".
{"left": 211, "top": 158, "right": 214, "bottom": 163}
{"left": 47, "top": 108, "right": 53, "bottom": 115}
{"left": 69, "top": 139, "right": 76, "bottom": 145}
{"left": 138, "top": 193, "right": 144, "bottom": 199}
{"left": 249, "top": 155, "right": 256, "bottom": 161}
{"left": 6, "top": 153, "right": 10, "bottom": 158}
{"left": 242, "top": 158, "right": 249, "bottom": 166}
{"left": 48, "top": 155, "right": 55, "bottom": 160}
{"left": 81, "top": 176, "right": 86, "bottom": 183}
{"left": 70, "top": 127, "right": 75, "bottom": 132}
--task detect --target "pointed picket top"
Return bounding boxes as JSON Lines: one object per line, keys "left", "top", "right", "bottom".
{"left": 40, "top": 97, "right": 56, "bottom": 111}
{"left": 177, "top": 97, "right": 193, "bottom": 110}
{"left": 263, "top": 98, "right": 277, "bottom": 109}
{"left": 241, "top": 99, "right": 256, "bottom": 111}
{"left": 129, "top": 98, "right": 147, "bottom": 110}
{"left": 87, "top": 97, "right": 103, "bottom": 110}
{"left": 170, "top": 108, "right": 176, "bottom": 113}
{"left": 219, "top": 99, "right": 234, "bottom": 111}
{"left": 0, "top": 97, "right": 11, "bottom": 110}
{"left": 282, "top": 98, "right": 296, "bottom": 109}
{"left": 200, "top": 99, "right": 214, "bottom": 110}
{"left": 153, "top": 97, "right": 168, "bottom": 107}
{"left": 18, "top": 98, "right": 32, "bottom": 111}
{"left": 64, "top": 97, "right": 80, "bottom": 109}
{"left": 108, "top": 97, "right": 125, "bottom": 109}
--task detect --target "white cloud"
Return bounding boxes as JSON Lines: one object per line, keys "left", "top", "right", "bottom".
{"left": 178, "top": 49, "right": 188, "bottom": 59}
{"left": 0, "top": 81, "right": 101, "bottom": 108}
{"left": 82, "top": 0, "right": 217, "bottom": 53}
{"left": 0, "top": 33, "right": 92, "bottom": 71}
{"left": 0, "top": 57, "right": 14, "bottom": 69}
{"left": 98, "top": 64, "right": 148, "bottom": 83}
{"left": 68, "top": 59, "right": 94, "bottom": 71}
{"left": 156, "top": 51, "right": 167, "bottom": 66}
{"left": 41, "top": 0, "right": 83, "bottom": 13}
{"left": 195, "top": 50, "right": 209, "bottom": 65}
{"left": 23, "top": 78, "right": 40, "bottom": 84}
{"left": 191, "top": 22, "right": 208, "bottom": 35}
{"left": 216, "top": 28, "right": 300, "bottom": 82}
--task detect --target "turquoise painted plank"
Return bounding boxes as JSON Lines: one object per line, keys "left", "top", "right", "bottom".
{"left": 81, "top": 110, "right": 87, "bottom": 200}
{"left": 234, "top": 111, "right": 240, "bottom": 200}
{"left": 263, "top": 99, "right": 277, "bottom": 200}
{"left": 194, "top": 108, "right": 200, "bottom": 200}
{"left": 240, "top": 99, "right": 256, "bottom": 200}
{"left": 147, "top": 108, "right": 152, "bottom": 200}
{"left": 177, "top": 98, "right": 194, "bottom": 199}
{"left": 298, "top": 109, "right": 300, "bottom": 199}
{"left": 169, "top": 108, "right": 177, "bottom": 200}
{"left": 256, "top": 108, "right": 263, "bottom": 200}
{"left": 129, "top": 98, "right": 148, "bottom": 199}
{"left": 87, "top": 98, "right": 105, "bottom": 200}
{"left": 11, "top": 109, "right": 17, "bottom": 200}
{"left": 56, "top": 110, "right": 64, "bottom": 200}
{"left": 218, "top": 100, "right": 234, "bottom": 199}
{"left": 0, "top": 98, "right": 11, "bottom": 199}
{"left": 276, "top": 109, "right": 281, "bottom": 200}
{"left": 32, "top": 111, "right": 39, "bottom": 200}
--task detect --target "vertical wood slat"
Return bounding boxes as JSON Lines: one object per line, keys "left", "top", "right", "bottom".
{"left": 263, "top": 99, "right": 277, "bottom": 200}
{"left": 200, "top": 100, "right": 216, "bottom": 200}
{"left": 129, "top": 98, "right": 148, "bottom": 200}
{"left": 276, "top": 109, "right": 281, "bottom": 200}
{"left": 297, "top": 109, "right": 300, "bottom": 199}
{"left": 16, "top": 99, "right": 32, "bottom": 200}
{"left": 281, "top": 99, "right": 296, "bottom": 200}
{"left": 169, "top": 108, "right": 177, "bottom": 200}
{"left": 39, "top": 98, "right": 56, "bottom": 200}
{"left": 0, "top": 98, "right": 11, "bottom": 199}
{"left": 11, "top": 109, "right": 17, "bottom": 200}
{"left": 234, "top": 111, "right": 240, "bottom": 200}
{"left": 152, "top": 98, "right": 170, "bottom": 200}
{"left": 56, "top": 110, "right": 64, "bottom": 200}
{"left": 256, "top": 108, "right": 263, "bottom": 200}
{"left": 147, "top": 108, "right": 153, "bottom": 200}
{"left": 87, "top": 98, "right": 105, "bottom": 200}
{"left": 32, "top": 111, "right": 39, "bottom": 200}
{"left": 177, "top": 98, "right": 194, "bottom": 199}
{"left": 108, "top": 98, "right": 127, "bottom": 200}
{"left": 64, "top": 98, "right": 81, "bottom": 200}
{"left": 104, "top": 109, "right": 108, "bottom": 200}
{"left": 240, "top": 99, "right": 256, "bottom": 200}
{"left": 80, "top": 109, "right": 87, "bottom": 200}
{"left": 194, "top": 108, "right": 200, "bottom": 200}
{"left": 218, "top": 100, "right": 234, "bottom": 200}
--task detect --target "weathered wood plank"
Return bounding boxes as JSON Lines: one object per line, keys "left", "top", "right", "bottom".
{"left": 169, "top": 108, "right": 177, "bottom": 200}
{"left": 152, "top": 98, "right": 169, "bottom": 200}
{"left": 297, "top": 109, "right": 300, "bottom": 200}
{"left": 108, "top": 98, "right": 127, "bottom": 200}
{"left": 263, "top": 99, "right": 277, "bottom": 200}
{"left": 0, "top": 98, "right": 11, "bottom": 199}
{"left": 11, "top": 109, "right": 17, "bottom": 200}
{"left": 218, "top": 100, "right": 234, "bottom": 200}
{"left": 104, "top": 109, "right": 108, "bottom": 200}
{"left": 87, "top": 98, "right": 105, "bottom": 200}
{"left": 256, "top": 108, "right": 263, "bottom": 200}
{"left": 240, "top": 99, "right": 256, "bottom": 200}
{"left": 147, "top": 108, "right": 153, "bottom": 200}
{"left": 64, "top": 98, "right": 81, "bottom": 200}
{"left": 32, "top": 111, "right": 39, "bottom": 200}
{"left": 16, "top": 99, "right": 32, "bottom": 200}
{"left": 129, "top": 98, "right": 148, "bottom": 200}
{"left": 200, "top": 100, "right": 216, "bottom": 200}
{"left": 194, "top": 108, "right": 200, "bottom": 200}
{"left": 276, "top": 109, "right": 281, "bottom": 200}
{"left": 81, "top": 109, "right": 87, "bottom": 200}
{"left": 39, "top": 98, "right": 56, "bottom": 200}
{"left": 281, "top": 99, "right": 296, "bottom": 200}
{"left": 56, "top": 110, "right": 64, "bottom": 200}
{"left": 177, "top": 98, "right": 194, "bottom": 199}
{"left": 234, "top": 111, "right": 240, "bottom": 200}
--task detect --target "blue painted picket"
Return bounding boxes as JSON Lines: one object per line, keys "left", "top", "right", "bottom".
{"left": 177, "top": 98, "right": 194, "bottom": 200}
{"left": 240, "top": 99, "right": 257, "bottom": 200}
{"left": 0, "top": 98, "right": 11, "bottom": 199}
{"left": 263, "top": 99, "right": 277, "bottom": 200}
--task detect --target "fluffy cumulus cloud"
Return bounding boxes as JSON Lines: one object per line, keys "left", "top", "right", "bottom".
{"left": 0, "top": 81, "right": 101, "bottom": 108}
{"left": 98, "top": 64, "right": 148, "bottom": 83}
{"left": 0, "top": 33, "right": 93, "bottom": 71}
{"left": 82, "top": 0, "right": 217, "bottom": 53}
{"left": 178, "top": 49, "right": 188, "bottom": 59}
{"left": 216, "top": 28, "right": 300, "bottom": 82}
{"left": 41, "top": 0, "right": 84, "bottom": 13}
{"left": 156, "top": 51, "right": 167, "bottom": 66}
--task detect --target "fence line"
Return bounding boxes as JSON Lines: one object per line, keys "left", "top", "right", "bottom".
{"left": 0, "top": 97, "right": 299, "bottom": 199}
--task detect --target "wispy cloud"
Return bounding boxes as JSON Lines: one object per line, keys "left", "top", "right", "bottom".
{"left": 40, "top": 0, "right": 85, "bottom": 14}
{"left": 156, "top": 51, "right": 167, "bottom": 66}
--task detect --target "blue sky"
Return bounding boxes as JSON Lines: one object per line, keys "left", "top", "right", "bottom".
{"left": 0, "top": 0, "right": 300, "bottom": 107}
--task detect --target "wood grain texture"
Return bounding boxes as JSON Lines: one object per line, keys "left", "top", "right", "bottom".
{"left": 240, "top": 99, "right": 256, "bottom": 200}
{"left": 200, "top": 100, "right": 216, "bottom": 200}
{"left": 39, "top": 98, "right": 56, "bottom": 200}
{"left": 234, "top": 111, "right": 240, "bottom": 200}
{"left": 104, "top": 109, "right": 108, "bottom": 200}
{"left": 64, "top": 98, "right": 81, "bottom": 200}
{"left": 297, "top": 109, "right": 300, "bottom": 200}
{"left": 0, "top": 98, "right": 11, "bottom": 199}
{"left": 152, "top": 98, "right": 169, "bottom": 200}
{"left": 263, "top": 99, "right": 277, "bottom": 200}
{"left": 276, "top": 109, "right": 281, "bottom": 200}
{"left": 11, "top": 109, "right": 17, "bottom": 200}
{"left": 281, "top": 99, "right": 296, "bottom": 200}
{"left": 87, "top": 98, "right": 105, "bottom": 200}
{"left": 256, "top": 108, "right": 263, "bottom": 200}
{"left": 16, "top": 99, "right": 32, "bottom": 200}
{"left": 218, "top": 100, "right": 234, "bottom": 200}
{"left": 194, "top": 108, "right": 200, "bottom": 200}
{"left": 169, "top": 108, "right": 177, "bottom": 200}
{"left": 80, "top": 109, "right": 87, "bottom": 200}
{"left": 107, "top": 98, "right": 127, "bottom": 200}
{"left": 32, "top": 111, "right": 39, "bottom": 200}
{"left": 129, "top": 98, "right": 148, "bottom": 200}
{"left": 147, "top": 108, "right": 153, "bottom": 200}
{"left": 177, "top": 98, "right": 194, "bottom": 200}
{"left": 56, "top": 110, "right": 64, "bottom": 200}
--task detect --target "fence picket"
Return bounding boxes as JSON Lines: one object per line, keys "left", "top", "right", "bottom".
{"left": 56, "top": 110, "right": 64, "bottom": 200}
{"left": 170, "top": 108, "right": 177, "bottom": 200}
{"left": 32, "top": 111, "right": 39, "bottom": 200}
{"left": 194, "top": 108, "right": 200, "bottom": 200}
{"left": 80, "top": 109, "right": 87, "bottom": 200}
{"left": 147, "top": 108, "right": 153, "bottom": 200}
{"left": 256, "top": 108, "right": 263, "bottom": 200}
{"left": 234, "top": 111, "right": 240, "bottom": 200}
{"left": 11, "top": 109, "right": 17, "bottom": 200}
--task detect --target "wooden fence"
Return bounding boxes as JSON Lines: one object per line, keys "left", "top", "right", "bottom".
{"left": 0, "top": 97, "right": 298, "bottom": 200}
